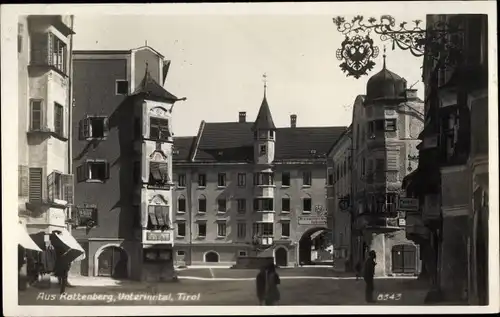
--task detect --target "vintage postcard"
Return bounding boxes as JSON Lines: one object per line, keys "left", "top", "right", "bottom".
{"left": 1, "top": 2, "right": 498, "bottom": 316}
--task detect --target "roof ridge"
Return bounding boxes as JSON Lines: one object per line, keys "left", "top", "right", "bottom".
{"left": 190, "top": 120, "right": 206, "bottom": 162}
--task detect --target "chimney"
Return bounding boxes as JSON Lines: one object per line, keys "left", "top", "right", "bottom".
{"left": 290, "top": 114, "right": 297, "bottom": 128}
{"left": 239, "top": 111, "right": 246, "bottom": 123}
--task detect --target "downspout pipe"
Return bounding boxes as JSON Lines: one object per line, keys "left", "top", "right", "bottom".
{"left": 67, "top": 15, "right": 75, "bottom": 233}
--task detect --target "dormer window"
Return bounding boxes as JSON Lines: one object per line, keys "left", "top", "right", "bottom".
{"left": 150, "top": 117, "right": 170, "bottom": 141}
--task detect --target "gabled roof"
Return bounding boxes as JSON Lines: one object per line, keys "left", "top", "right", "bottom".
{"left": 133, "top": 67, "right": 183, "bottom": 103}
{"left": 173, "top": 137, "right": 196, "bottom": 162}
{"left": 176, "top": 121, "right": 348, "bottom": 163}
{"left": 252, "top": 95, "right": 276, "bottom": 131}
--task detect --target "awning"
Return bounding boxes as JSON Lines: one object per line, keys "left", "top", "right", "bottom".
{"left": 18, "top": 223, "right": 42, "bottom": 252}
{"left": 53, "top": 228, "right": 86, "bottom": 260}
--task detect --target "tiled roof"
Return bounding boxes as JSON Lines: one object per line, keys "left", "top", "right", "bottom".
{"left": 183, "top": 121, "right": 348, "bottom": 163}
{"left": 252, "top": 95, "right": 276, "bottom": 131}
{"left": 173, "top": 137, "right": 196, "bottom": 161}
{"left": 133, "top": 68, "right": 181, "bottom": 103}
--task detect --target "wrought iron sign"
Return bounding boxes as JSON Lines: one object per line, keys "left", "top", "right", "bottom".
{"left": 332, "top": 15, "right": 464, "bottom": 78}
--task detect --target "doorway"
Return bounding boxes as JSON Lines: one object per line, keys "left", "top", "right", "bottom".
{"left": 275, "top": 248, "right": 288, "bottom": 267}
{"left": 97, "top": 246, "right": 128, "bottom": 278}
{"left": 391, "top": 244, "right": 417, "bottom": 274}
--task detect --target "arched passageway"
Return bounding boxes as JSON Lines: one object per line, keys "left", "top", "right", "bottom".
{"left": 97, "top": 246, "right": 128, "bottom": 278}
{"left": 204, "top": 251, "right": 219, "bottom": 263}
{"left": 298, "top": 227, "right": 332, "bottom": 265}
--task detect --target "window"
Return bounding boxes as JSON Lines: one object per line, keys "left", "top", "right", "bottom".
{"left": 18, "top": 23, "right": 23, "bottom": 53}
{"left": 177, "top": 196, "right": 186, "bottom": 213}
{"left": 385, "top": 119, "right": 397, "bottom": 132}
{"left": 198, "top": 222, "right": 207, "bottom": 237}
{"left": 254, "top": 198, "right": 274, "bottom": 212}
{"left": 260, "top": 144, "right": 267, "bottom": 155}
{"left": 441, "top": 108, "right": 460, "bottom": 160}
{"left": 237, "top": 199, "right": 246, "bottom": 213}
{"left": 281, "top": 222, "right": 290, "bottom": 237}
{"left": 253, "top": 223, "right": 274, "bottom": 236}
{"left": 237, "top": 173, "right": 246, "bottom": 187}
{"left": 327, "top": 169, "right": 334, "bottom": 186}
{"left": 386, "top": 193, "right": 398, "bottom": 213}
{"left": 31, "top": 33, "right": 67, "bottom": 72}
{"left": 254, "top": 172, "right": 274, "bottom": 186}
{"left": 133, "top": 161, "right": 141, "bottom": 184}
{"left": 217, "top": 199, "right": 227, "bottom": 213}
{"left": 177, "top": 222, "right": 186, "bottom": 238}
{"left": 51, "top": 34, "right": 66, "bottom": 72}
{"left": 217, "top": 222, "right": 227, "bottom": 237}
{"left": 76, "top": 160, "right": 110, "bottom": 183}
{"left": 149, "top": 161, "right": 170, "bottom": 186}
{"left": 198, "top": 196, "right": 206, "bottom": 213}
{"left": 303, "top": 197, "right": 312, "bottom": 213}
{"left": 302, "top": 171, "right": 312, "bottom": 186}
{"left": 150, "top": 117, "right": 170, "bottom": 141}
{"left": 47, "top": 171, "right": 73, "bottom": 203}
{"left": 116, "top": 80, "right": 129, "bottom": 95}
{"left": 177, "top": 250, "right": 186, "bottom": 256}
{"left": 281, "top": 172, "right": 290, "bottom": 187}
{"left": 218, "top": 173, "right": 226, "bottom": 187}
{"left": 53, "top": 103, "right": 64, "bottom": 136}
{"left": 237, "top": 223, "right": 246, "bottom": 239}
{"left": 281, "top": 197, "right": 290, "bottom": 213}
{"left": 30, "top": 99, "right": 43, "bottom": 131}
{"left": 28, "top": 167, "right": 43, "bottom": 203}
{"left": 147, "top": 205, "right": 170, "bottom": 230}
{"left": 79, "top": 116, "right": 110, "bottom": 140}
{"left": 198, "top": 174, "right": 206, "bottom": 187}
{"left": 238, "top": 250, "right": 247, "bottom": 257}
{"left": 178, "top": 174, "right": 186, "bottom": 187}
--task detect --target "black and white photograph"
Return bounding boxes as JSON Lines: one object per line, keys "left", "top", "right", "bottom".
{"left": 1, "top": 2, "right": 498, "bottom": 316}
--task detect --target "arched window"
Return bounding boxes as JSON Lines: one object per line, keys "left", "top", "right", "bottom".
{"left": 198, "top": 195, "right": 206, "bottom": 213}
{"left": 177, "top": 195, "right": 186, "bottom": 213}
{"left": 205, "top": 251, "right": 219, "bottom": 263}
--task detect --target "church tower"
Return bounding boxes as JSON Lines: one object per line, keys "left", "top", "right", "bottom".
{"left": 252, "top": 74, "right": 276, "bottom": 165}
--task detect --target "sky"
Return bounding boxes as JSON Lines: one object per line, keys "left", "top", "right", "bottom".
{"left": 73, "top": 14, "right": 425, "bottom": 137}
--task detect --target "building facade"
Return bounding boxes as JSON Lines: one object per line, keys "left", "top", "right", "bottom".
{"left": 17, "top": 15, "right": 78, "bottom": 249}
{"left": 350, "top": 56, "right": 425, "bottom": 276}
{"left": 403, "top": 14, "right": 489, "bottom": 304}
{"left": 326, "top": 126, "right": 353, "bottom": 268}
{"left": 172, "top": 91, "right": 347, "bottom": 267}
{"left": 71, "top": 46, "right": 185, "bottom": 281}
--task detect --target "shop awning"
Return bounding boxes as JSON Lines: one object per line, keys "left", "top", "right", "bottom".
{"left": 18, "top": 223, "right": 42, "bottom": 252}
{"left": 53, "top": 228, "right": 86, "bottom": 260}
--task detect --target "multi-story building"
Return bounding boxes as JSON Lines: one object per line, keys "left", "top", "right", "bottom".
{"left": 172, "top": 88, "right": 347, "bottom": 267}
{"left": 326, "top": 126, "right": 353, "bottom": 269}
{"left": 350, "top": 54, "right": 425, "bottom": 276}
{"left": 17, "top": 15, "right": 80, "bottom": 253}
{"left": 403, "top": 14, "right": 489, "bottom": 304}
{"left": 71, "top": 46, "right": 185, "bottom": 281}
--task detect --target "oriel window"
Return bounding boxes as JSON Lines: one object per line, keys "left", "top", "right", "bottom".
{"left": 150, "top": 117, "right": 170, "bottom": 141}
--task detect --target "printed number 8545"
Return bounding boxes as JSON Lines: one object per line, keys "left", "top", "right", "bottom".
{"left": 377, "top": 293, "right": 402, "bottom": 301}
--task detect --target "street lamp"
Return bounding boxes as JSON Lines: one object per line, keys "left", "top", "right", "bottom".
{"left": 332, "top": 15, "right": 464, "bottom": 78}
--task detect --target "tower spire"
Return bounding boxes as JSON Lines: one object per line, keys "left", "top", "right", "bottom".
{"left": 383, "top": 45, "right": 387, "bottom": 69}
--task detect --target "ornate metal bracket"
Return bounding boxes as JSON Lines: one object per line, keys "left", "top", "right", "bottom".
{"left": 332, "top": 15, "right": 464, "bottom": 78}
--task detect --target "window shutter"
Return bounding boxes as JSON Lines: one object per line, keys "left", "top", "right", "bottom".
{"left": 47, "top": 33, "right": 53, "bottom": 66}
{"left": 47, "top": 172, "right": 55, "bottom": 202}
{"left": 155, "top": 206, "right": 165, "bottom": 226}
{"left": 148, "top": 205, "right": 158, "bottom": 226}
{"left": 84, "top": 117, "right": 91, "bottom": 139}
{"left": 103, "top": 117, "right": 110, "bottom": 138}
{"left": 104, "top": 162, "right": 110, "bottom": 180}
{"left": 62, "top": 174, "right": 74, "bottom": 205}
{"left": 78, "top": 119, "right": 84, "bottom": 140}
{"left": 163, "top": 206, "right": 171, "bottom": 228}
{"left": 28, "top": 168, "right": 43, "bottom": 203}
{"left": 387, "top": 151, "right": 399, "bottom": 171}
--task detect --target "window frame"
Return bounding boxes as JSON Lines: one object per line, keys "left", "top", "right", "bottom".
{"left": 237, "top": 222, "right": 246, "bottom": 239}
{"left": 302, "top": 171, "right": 312, "bottom": 187}
{"left": 217, "top": 173, "right": 227, "bottom": 187}
{"left": 177, "top": 173, "right": 186, "bottom": 188}
{"left": 197, "top": 222, "right": 207, "bottom": 238}
{"left": 217, "top": 199, "right": 227, "bottom": 213}
{"left": 53, "top": 102, "right": 64, "bottom": 137}
{"left": 281, "top": 221, "right": 290, "bottom": 238}
{"left": 198, "top": 196, "right": 207, "bottom": 213}
{"left": 281, "top": 197, "right": 291, "bottom": 213}
{"left": 30, "top": 99, "right": 44, "bottom": 131}
{"left": 149, "top": 116, "right": 171, "bottom": 141}
{"left": 147, "top": 204, "right": 170, "bottom": 231}
{"left": 217, "top": 222, "right": 227, "bottom": 238}
{"left": 259, "top": 144, "right": 267, "bottom": 155}
{"left": 76, "top": 160, "right": 110, "bottom": 183}
{"left": 148, "top": 160, "right": 171, "bottom": 187}
{"left": 281, "top": 172, "right": 291, "bottom": 187}
{"left": 115, "top": 80, "right": 129, "bottom": 95}
{"left": 198, "top": 173, "right": 207, "bottom": 187}
{"left": 237, "top": 198, "right": 247, "bottom": 214}
{"left": 177, "top": 196, "right": 186, "bottom": 213}
{"left": 302, "top": 197, "right": 312, "bottom": 213}
{"left": 237, "top": 173, "right": 246, "bottom": 187}
{"left": 79, "top": 116, "right": 110, "bottom": 140}
{"left": 176, "top": 221, "right": 186, "bottom": 238}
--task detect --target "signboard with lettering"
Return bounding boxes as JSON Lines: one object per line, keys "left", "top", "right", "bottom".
{"left": 146, "top": 231, "right": 171, "bottom": 242}
{"left": 398, "top": 198, "right": 419, "bottom": 212}
{"left": 298, "top": 216, "right": 328, "bottom": 226}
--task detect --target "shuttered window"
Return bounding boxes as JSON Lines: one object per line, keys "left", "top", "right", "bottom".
{"left": 28, "top": 167, "right": 43, "bottom": 203}
{"left": 79, "top": 117, "right": 110, "bottom": 140}
{"left": 149, "top": 161, "right": 169, "bottom": 185}
{"left": 387, "top": 151, "right": 399, "bottom": 171}
{"left": 54, "top": 103, "right": 64, "bottom": 136}
{"left": 147, "top": 205, "right": 170, "bottom": 230}
{"left": 30, "top": 99, "right": 43, "bottom": 131}
{"left": 76, "top": 161, "right": 110, "bottom": 182}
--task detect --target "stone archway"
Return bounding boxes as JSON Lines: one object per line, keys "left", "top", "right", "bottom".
{"left": 94, "top": 244, "right": 129, "bottom": 279}
{"left": 204, "top": 251, "right": 219, "bottom": 263}
{"left": 298, "top": 227, "right": 331, "bottom": 265}
{"left": 274, "top": 247, "right": 288, "bottom": 267}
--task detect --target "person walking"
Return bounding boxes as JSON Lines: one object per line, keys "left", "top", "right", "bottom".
{"left": 256, "top": 263, "right": 281, "bottom": 305}
{"left": 363, "top": 250, "right": 377, "bottom": 303}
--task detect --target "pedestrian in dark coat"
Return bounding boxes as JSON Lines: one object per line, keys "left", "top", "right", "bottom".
{"left": 363, "top": 250, "right": 377, "bottom": 303}
{"left": 256, "top": 263, "right": 281, "bottom": 305}
{"left": 55, "top": 253, "right": 72, "bottom": 294}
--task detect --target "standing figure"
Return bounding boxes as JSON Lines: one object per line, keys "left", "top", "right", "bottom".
{"left": 363, "top": 250, "right": 377, "bottom": 303}
{"left": 256, "top": 263, "right": 281, "bottom": 305}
